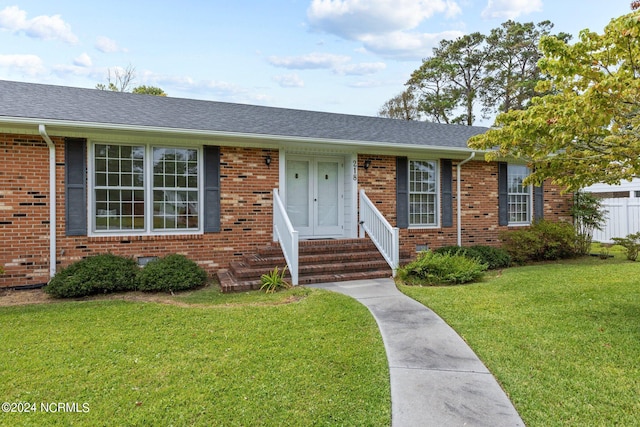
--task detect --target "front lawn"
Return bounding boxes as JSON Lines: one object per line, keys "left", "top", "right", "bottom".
{"left": 0, "top": 287, "right": 390, "bottom": 426}
{"left": 400, "top": 254, "right": 640, "bottom": 426}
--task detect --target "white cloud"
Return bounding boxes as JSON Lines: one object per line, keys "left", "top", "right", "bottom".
{"left": 73, "top": 53, "right": 92, "bottom": 67}
{"left": 268, "top": 52, "right": 386, "bottom": 76}
{"left": 273, "top": 73, "right": 305, "bottom": 88}
{"left": 360, "top": 30, "right": 464, "bottom": 59}
{"left": 481, "top": 0, "right": 543, "bottom": 20}
{"left": 0, "top": 6, "right": 78, "bottom": 44}
{"left": 306, "top": 0, "right": 462, "bottom": 59}
{"left": 95, "top": 36, "right": 127, "bottom": 53}
{"left": 268, "top": 52, "right": 351, "bottom": 70}
{"left": 0, "top": 54, "right": 45, "bottom": 75}
{"left": 335, "top": 62, "right": 386, "bottom": 76}
{"left": 307, "top": 0, "right": 461, "bottom": 38}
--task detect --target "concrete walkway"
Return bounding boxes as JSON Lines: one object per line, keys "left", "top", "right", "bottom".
{"left": 310, "top": 278, "right": 524, "bottom": 427}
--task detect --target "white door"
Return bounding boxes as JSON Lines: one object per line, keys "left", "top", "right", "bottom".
{"left": 286, "top": 156, "right": 344, "bottom": 238}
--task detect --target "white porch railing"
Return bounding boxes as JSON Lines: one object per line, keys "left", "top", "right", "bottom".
{"left": 273, "top": 189, "right": 299, "bottom": 285}
{"left": 359, "top": 189, "right": 400, "bottom": 275}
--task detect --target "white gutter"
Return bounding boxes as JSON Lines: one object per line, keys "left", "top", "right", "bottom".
{"left": 1, "top": 116, "right": 486, "bottom": 156}
{"left": 38, "top": 124, "right": 56, "bottom": 279}
{"left": 457, "top": 151, "right": 476, "bottom": 246}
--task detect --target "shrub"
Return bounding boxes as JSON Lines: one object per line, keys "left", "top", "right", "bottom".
{"left": 434, "top": 245, "right": 511, "bottom": 269}
{"left": 260, "top": 266, "right": 291, "bottom": 293}
{"left": 396, "top": 250, "right": 487, "bottom": 286}
{"left": 45, "top": 253, "right": 138, "bottom": 298}
{"left": 612, "top": 232, "right": 640, "bottom": 261}
{"left": 137, "top": 254, "right": 207, "bottom": 292}
{"left": 572, "top": 192, "right": 606, "bottom": 256}
{"left": 500, "top": 220, "right": 577, "bottom": 264}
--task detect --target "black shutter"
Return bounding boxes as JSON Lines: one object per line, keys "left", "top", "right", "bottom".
{"left": 203, "top": 146, "right": 221, "bottom": 233}
{"left": 498, "top": 162, "right": 508, "bottom": 226}
{"left": 396, "top": 157, "right": 409, "bottom": 229}
{"left": 65, "top": 138, "right": 87, "bottom": 236}
{"left": 534, "top": 183, "right": 544, "bottom": 221}
{"left": 441, "top": 159, "right": 453, "bottom": 227}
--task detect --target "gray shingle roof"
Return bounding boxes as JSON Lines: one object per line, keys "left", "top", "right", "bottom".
{"left": 0, "top": 80, "right": 487, "bottom": 149}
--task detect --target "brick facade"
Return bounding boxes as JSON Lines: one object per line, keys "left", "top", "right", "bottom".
{"left": 0, "top": 132, "right": 573, "bottom": 288}
{"left": 0, "top": 134, "right": 281, "bottom": 288}
{"left": 357, "top": 154, "right": 573, "bottom": 256}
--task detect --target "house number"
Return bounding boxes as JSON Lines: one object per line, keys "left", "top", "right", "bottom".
{"left": 352, "top": 160, "right": 357, "bottom": 181}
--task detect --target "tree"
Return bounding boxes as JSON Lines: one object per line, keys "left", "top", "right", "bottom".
{"left": 96, "top": 64, "right": 136, "bottom": 92}
{"left": 469, "top": 11, "right": 640, "bottom": 191}
{"left": 96, "top": 64, "right": 167, "bottom": 96}
{"left": 481, "top": 21, "right": 571, "bottom": 118}
{"left": 132, "top": 85, "right": 167, "bottom": 96}
{"left": 571, "top": 192, "right": 606, "bottom": 255}
{"left": 378, "top": 89, "right": 419, "bottom": 120}
{"left": 406, "top": 56, "right": 460, "bottom": 123}
{"left": 397, "top": 21, "right": 568, "bottom": 126}
{"left": 408, "top": 33, "right": 491, "bottom": 125}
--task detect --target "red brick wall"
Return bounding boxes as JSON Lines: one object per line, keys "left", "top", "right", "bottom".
{"left": 0, "top": 134, "right": 279, "bottom": 288}
{"left": 0, "top": 134, "right": 52, "bottom": 287}
{"left": 0, "top": 132, "right": 573, "bottom": 288}
{"left": 357, "top": 154, "right": 573, "bottom": 257}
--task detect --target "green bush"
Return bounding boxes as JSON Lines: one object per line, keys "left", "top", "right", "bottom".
{"left": 45, "top": 253, "right": 139, "bottom": 298}
{"left": 434, "top": 245, "right": 511, "bottom": 269}
{"left": 137, "top": 254, "right": 207, "bottom": 292}
{"left": 396, "top": 250, "right": 487, "bottom": 286}
{"left": 612, "top": 232, "right": 640, "bottom": 261}
{"left": 500, "top": 220, "right": 577, "bottom": 264}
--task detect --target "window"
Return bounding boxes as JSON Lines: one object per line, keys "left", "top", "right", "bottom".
{"left": 92, "top": 143, "right": 201, "bottom": 234}
{"left": 409, "top": 160, "right": 438, "bottom": 226}
{"left": 507, "top": 164, "right": 531, "bottom": 224}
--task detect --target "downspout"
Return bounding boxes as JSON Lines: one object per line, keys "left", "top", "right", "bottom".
{"left": 457, "top": 151, "right": 476, "bottom": 246}
{"left": 38, "top": 124, "right": 56, "bottom": 280}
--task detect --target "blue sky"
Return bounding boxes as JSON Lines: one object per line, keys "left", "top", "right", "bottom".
{"left": 0, "top": 1, "right": 633, "bottom": 118}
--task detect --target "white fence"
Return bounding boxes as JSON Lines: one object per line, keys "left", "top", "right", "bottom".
{"left": 592, "top": 198, "right": 640, "bottom": 243}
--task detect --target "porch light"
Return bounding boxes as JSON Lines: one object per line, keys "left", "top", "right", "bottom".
{"left": 363, "top": 159, "right": 372, "bottom": 170}
{"left": 264, "top": 155, "right": 272, "bottom": 167}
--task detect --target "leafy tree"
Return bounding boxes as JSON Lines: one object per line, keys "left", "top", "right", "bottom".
{"left": 469, "top": 11, "right": 640, "bottom": 191}
{"left": 482, "top": 21, "right": 570, "bottom": 118}
{"left": 406, "top": 56, "right": 460, "bottom": 123}
{"left": 409, "top": 33, "right": 490, "bottom": 125}
{"left": 399, "top": 21, "right": 568, "bottom": 126}
{"left": 378, "top": 89, "right": 419, "bottom": 120}
{"left": 132, "top": 85, "right": 167, "bottom": 96}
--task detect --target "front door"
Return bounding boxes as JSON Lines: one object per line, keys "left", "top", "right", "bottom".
{"left": 285, "top": 156, "right": 344, "bottom": 238}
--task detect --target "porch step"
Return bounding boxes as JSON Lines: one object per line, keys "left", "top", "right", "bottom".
{"left": 217, "top": 238, "right": 395, "bottom": 292}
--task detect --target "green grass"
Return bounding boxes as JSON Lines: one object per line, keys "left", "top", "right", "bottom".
{"left": 399, "top": 253, "right": 640, "bottom": 426}
{"left": 0, "top": 287, "right": 390, "bottom": 426}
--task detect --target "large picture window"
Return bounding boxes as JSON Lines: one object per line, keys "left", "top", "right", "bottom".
{"left": 507, "top": 164, "right": 531, "bottom": 224}
{"left": 92, "top": 143, "right": 201, "bottom": 234}
{"left": 409, "top": 160, "right": 438, "bottom": 226}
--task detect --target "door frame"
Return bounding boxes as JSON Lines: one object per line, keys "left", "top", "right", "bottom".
{"left": 280, "top": 152, "right": 351, "bottom": 239}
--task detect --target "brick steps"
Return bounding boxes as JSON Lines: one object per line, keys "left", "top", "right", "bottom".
{"left": 218, "top": 238, "right": 395, "bottom": 292}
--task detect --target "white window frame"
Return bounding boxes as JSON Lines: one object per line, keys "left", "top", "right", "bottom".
{"left": 408, "top": 159, "right": 439, "bottom": 228}
{"left": 88, "top": 142, "right": 204, "bottom": 236}
{"left": 507, "top": 164, "right": 532, "bottom": 225}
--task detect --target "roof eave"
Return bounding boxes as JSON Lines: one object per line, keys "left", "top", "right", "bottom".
{"left": 0, "top": 116, "right": 486, "bottom": 158}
